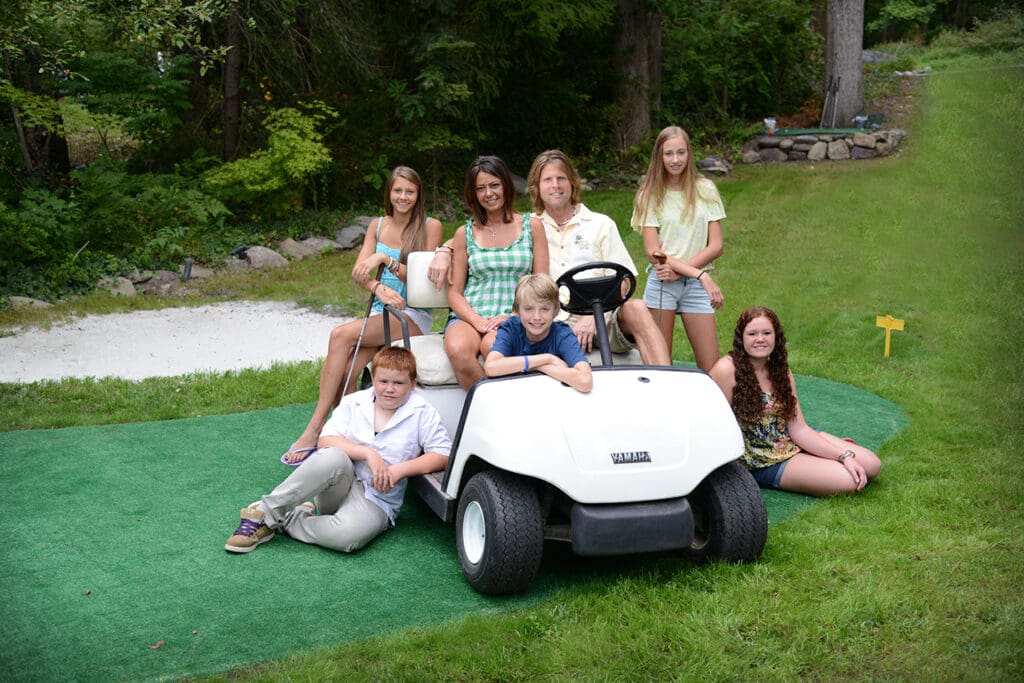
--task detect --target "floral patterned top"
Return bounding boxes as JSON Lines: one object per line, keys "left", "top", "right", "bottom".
{"left": 740, "top": 392, "right": 800, "bottom": 470}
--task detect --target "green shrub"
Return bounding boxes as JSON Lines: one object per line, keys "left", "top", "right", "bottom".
{"left": 204, "top": 104, "right": 338, "bottom": 218}
{"left": 926, "top": 8, "right": 1024, "bottom": 58}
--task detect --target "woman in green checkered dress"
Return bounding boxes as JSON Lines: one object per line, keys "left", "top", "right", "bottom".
{"left": 445, "top": 156, "right": 549, "bottom": 390}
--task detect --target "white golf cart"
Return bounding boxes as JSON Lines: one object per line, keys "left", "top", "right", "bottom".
{"left": 380, "top": 254, "right": 767, "bottom": 595}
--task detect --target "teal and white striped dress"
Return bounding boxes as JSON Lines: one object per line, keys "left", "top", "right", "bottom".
{"left": 455, "top": 212, "right": 534, "bottom": 320}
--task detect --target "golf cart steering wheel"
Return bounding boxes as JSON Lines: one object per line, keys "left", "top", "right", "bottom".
{"left": 556, "top": 261, "right": 636, "bottom": 317}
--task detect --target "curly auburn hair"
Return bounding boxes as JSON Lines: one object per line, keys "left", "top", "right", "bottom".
{"left": 729, "top": 306, "right": 796, "bottom": 426}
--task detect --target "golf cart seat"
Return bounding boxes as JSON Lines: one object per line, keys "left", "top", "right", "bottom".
{"left": 395, "top": 252, "right": 641, "bottom": 387}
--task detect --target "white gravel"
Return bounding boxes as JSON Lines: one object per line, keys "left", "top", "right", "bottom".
{"left": 0, "top": 301, "right": 351, "bottom": 383}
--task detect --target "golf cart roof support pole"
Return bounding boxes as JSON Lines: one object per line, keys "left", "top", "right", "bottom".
{"left": 381, "top": 303, "right": 411, "bottom": 348}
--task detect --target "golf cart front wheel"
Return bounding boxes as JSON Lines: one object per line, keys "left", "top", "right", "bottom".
{"left": 684, "top": 461, "right": 767, "bottom": 564}
{"left": 456, "top": 470, "right": 543, "bottom": 595}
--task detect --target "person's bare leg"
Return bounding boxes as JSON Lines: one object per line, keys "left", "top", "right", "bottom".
{"left": 778, "top": 452, "right": 862, "bottom": 496}
{"left": 285, "top": 314, "right": 422, "bottom": 462}
{"left": 445, "top": 321, "right": 486, "bottom": 391}
{"left": 618, "top": 300, "right": 670, "bottom": 365}
{"left": 648, "top": 306, "right": 676, "bottom": 359}
{"left": 818, "top": 431, "right": 882, "bottom": 479}
{"left": 680, "top": 312, "right": 719, "bottom": 372}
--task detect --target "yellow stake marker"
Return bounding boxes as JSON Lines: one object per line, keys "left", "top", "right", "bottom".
{"left": 875, "top": 315, "right": 905, "bottom": 357}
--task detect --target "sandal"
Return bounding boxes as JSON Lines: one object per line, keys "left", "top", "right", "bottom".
{"left": 280, "top": 445, "right": 317, "bottom": 467}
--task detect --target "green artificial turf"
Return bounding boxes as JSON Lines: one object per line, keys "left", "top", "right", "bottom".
{"left": 0, "top": 375, "right": 903, "bottom": 681}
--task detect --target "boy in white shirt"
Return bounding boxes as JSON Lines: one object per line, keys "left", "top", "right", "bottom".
{"left": 225, "top": 346, "right": 451, "bottom": 554}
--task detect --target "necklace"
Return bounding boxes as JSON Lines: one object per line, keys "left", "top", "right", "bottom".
{"left": 555, "top": 205, "right": 578, "bottom": 227}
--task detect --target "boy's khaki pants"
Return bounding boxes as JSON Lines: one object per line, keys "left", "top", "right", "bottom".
{"left": 260, "top": 447, "right": 389, "bottom": 552}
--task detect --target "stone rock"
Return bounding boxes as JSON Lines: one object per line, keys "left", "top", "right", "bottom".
{"left": 137, "top": 270, "right": 180, "bottom": 295}
{"left": 278, "top": 238, "right": 318, "bottom": 260}
{"left": 844, "top": 137, "right": 855, "bottom": 148}
{"left": 875, "top": 142, "right": 892, "bottom": 157}
{"left": 352, "top": 216, "right": 375, "bottom": 228}
{"left": 245, "top": 246, "right": 289, "bottom": 269}
{"left": 335, "top": 225, "right": 366, "bottom": 249}
{"left": 9, "top": 296, "right": 53, "bottom": 309}
{"left": 224, "top": 257, "right": 251, "bottom": 273}
{"left": 301, "top": 237, "right": 341, "bottom": 253}
{"left": 819, "top": 135, "right": 834, "bottom": 142}
{"left": 827, "top": 140, "right": 850, "bottom": 160}
{"left": 757, "top": 135, "right": 781, "bottom": 148}
{"left": 127, "top": 270, "right": 155, "bottom": 284}
{"left": 851, "top": 147, "right": 877, "bottom": 160}
{"left": 742, "top": 138, "right": 761, "bottom": 153}
{"left": 778, "top": 138, "right": 794, "bottom": 151}
{"left": 808, "top": 141, "right": 828, "bottom": 161}
{"left": 792, "top": 142, "right": 813, "bottom": 152}
{"left": 853, "top": 132, "right": 876, "bottom": 148}
{"left": 698, "top": 155, "right": 733, "bottom": 175}
{"left": 759, "top": 147, "right": 788, "bottom": 163}
{"left": 742, "top": 150, "right": 762, "bottom": 164}
{"left": 788, "top": 151, "right": 808, "bottom": 161}
{"left": 97, "top": 276, "right": 137, "bottom": 297}
{"left": 795, "top": 135, "right": 819, "bottom": 145}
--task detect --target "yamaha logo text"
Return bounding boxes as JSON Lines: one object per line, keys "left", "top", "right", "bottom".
{"left": 610, "top": 450, "right": 651, "bottom": 464}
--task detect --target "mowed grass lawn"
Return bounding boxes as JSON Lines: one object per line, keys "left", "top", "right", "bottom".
{"left": 2, "top": 62, "right": 1022, "bottom": 680}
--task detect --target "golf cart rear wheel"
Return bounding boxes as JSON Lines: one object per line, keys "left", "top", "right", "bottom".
{"left": 456, "top": 470, "right": 543, "bottom": 595}
{"left": 684, "top": 461, "right": 767, "bottom": 564}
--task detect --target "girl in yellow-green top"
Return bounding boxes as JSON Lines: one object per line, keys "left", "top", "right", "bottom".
{"left": 631, "top": 126, "right": 725, "bottom": 371}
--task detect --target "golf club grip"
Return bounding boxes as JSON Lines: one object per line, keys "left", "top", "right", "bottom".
{"left": 366, "top": 263, "right": 386, "bottom": 315}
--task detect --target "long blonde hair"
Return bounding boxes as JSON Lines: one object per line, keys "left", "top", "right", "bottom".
{"left": 632, "top": 126, "right": 705, "bottom": 226}
{"left": 384, "top": 166, "right": 428, "bottom": 262}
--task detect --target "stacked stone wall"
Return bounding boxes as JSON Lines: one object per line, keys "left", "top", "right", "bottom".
{"left": 741, "top": 129, "right": 906, "bottom": 164}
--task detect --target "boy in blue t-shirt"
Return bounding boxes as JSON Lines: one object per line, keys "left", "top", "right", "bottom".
{"left": 484, "top": 274, "right": 593, "bottom": 393}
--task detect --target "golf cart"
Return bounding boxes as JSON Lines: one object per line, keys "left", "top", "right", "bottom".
{"left": 382, "top": 254, "right": 767, "bottom": 595}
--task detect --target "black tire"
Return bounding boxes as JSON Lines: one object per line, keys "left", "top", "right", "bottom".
{"left": 684, "top": 461, "right": 767, "bottom": 564}
{"left": 456, "top": 470, "right": 544, "bottom": 595}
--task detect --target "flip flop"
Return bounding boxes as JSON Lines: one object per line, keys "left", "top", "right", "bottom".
{"left": 280, "top": 445, "right": 317, "bottom": 467}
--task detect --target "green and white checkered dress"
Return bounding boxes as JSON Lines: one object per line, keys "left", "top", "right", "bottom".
{"left": 458, "top": 212, "right": 534, "bottom": 319}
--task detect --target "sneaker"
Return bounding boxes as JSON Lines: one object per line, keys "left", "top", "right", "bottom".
{"left": 225, "top": 505, "right": 275, "bottom": 553}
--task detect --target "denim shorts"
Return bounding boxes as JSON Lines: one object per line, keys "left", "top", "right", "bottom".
{"left": 642, "top": 274, "right": 714, "bottom": 314}
{"left": 749, "top": 459, "right": 789, "bottom": 489}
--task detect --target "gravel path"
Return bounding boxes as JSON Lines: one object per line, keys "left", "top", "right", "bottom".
{"left": 0, "top": 302, "right": 350, "bottom": 383}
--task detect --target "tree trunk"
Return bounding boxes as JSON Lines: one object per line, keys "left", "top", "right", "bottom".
{"left": 614, "top": 0, "right": 661, "bottom": 154}
{"left": 824, "top": 0, "right": 864, "bottom": 128}
{"left": 222, "top": 6, "right": 243, "bottom": 161}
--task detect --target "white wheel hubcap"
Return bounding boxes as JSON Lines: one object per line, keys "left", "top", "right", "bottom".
{"left": 462, "top": 500, "right": 486, "bottom": 564}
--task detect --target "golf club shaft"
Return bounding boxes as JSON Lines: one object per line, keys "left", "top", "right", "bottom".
{"left": 341, "top": 263, "right": 386, "bottom": 396}
{"left": 653, "top": 250, "right": 667, "bottom": 330}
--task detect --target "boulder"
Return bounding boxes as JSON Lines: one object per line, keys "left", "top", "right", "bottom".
{"left": 853, "top": 132, "right": 876, "bottom": 148}
{"left": 9, "top": 296, "right": 53, "bottom": 309}
{"left": 759, "top": 148, "right": 788, "bottom": 163}
{"left": 827, "top": 140, "right": 850, "bottom": 160}
{"left": 224, "top": 257, "right": 251, "bottom": 273}
{"left": 851, "top": 147, "right": 877, "bottom": 160}
{"left": 97, "top": 276, "right": 137, "bottom": 297}
{"left": 795, "top": 135, "right": 819, "bottom": 145}
{"left": 757, "top": 135, "right": 781, "bottom": 148}
{"left": 788, "top": 151, "right": 808, "bottom": 161}
{"left": 792, "top": 142, "right": 814, "bottom": 152}
{"left": 875, "top": 142, "right": 892, "bottom": 157}
{"left": 778, "top": 138, "right": 794, "bottom": 151}
{"left": 741, "top": 150, "right": 762, "bottom": 164}
{"left": 245, "top": 246, "right": 289, "bottom": 269}
{"left": 808, "top": 141, "right": 828, "bottom": 161}
{"left": 137, "top": 270, "right": 180, "bottom": 295}
{"left": 698, "top": 156, "right": 733, "bottom": 175}
{"left": 301, "top": 237, "right": 341, "bottom": 253}
{"left": 278, "top": 238, "right": 318, "bottom": 260}
{"left": 335, "top": 225, "right": 367, "bottom": 249}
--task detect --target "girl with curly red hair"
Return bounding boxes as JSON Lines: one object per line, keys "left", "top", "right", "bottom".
{"left": 709, "top": 306, "right": 882, "bottom": 495}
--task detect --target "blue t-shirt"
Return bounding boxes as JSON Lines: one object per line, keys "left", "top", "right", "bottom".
{"left": 491, "top": 317, "right": 588, "bottom": 368}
